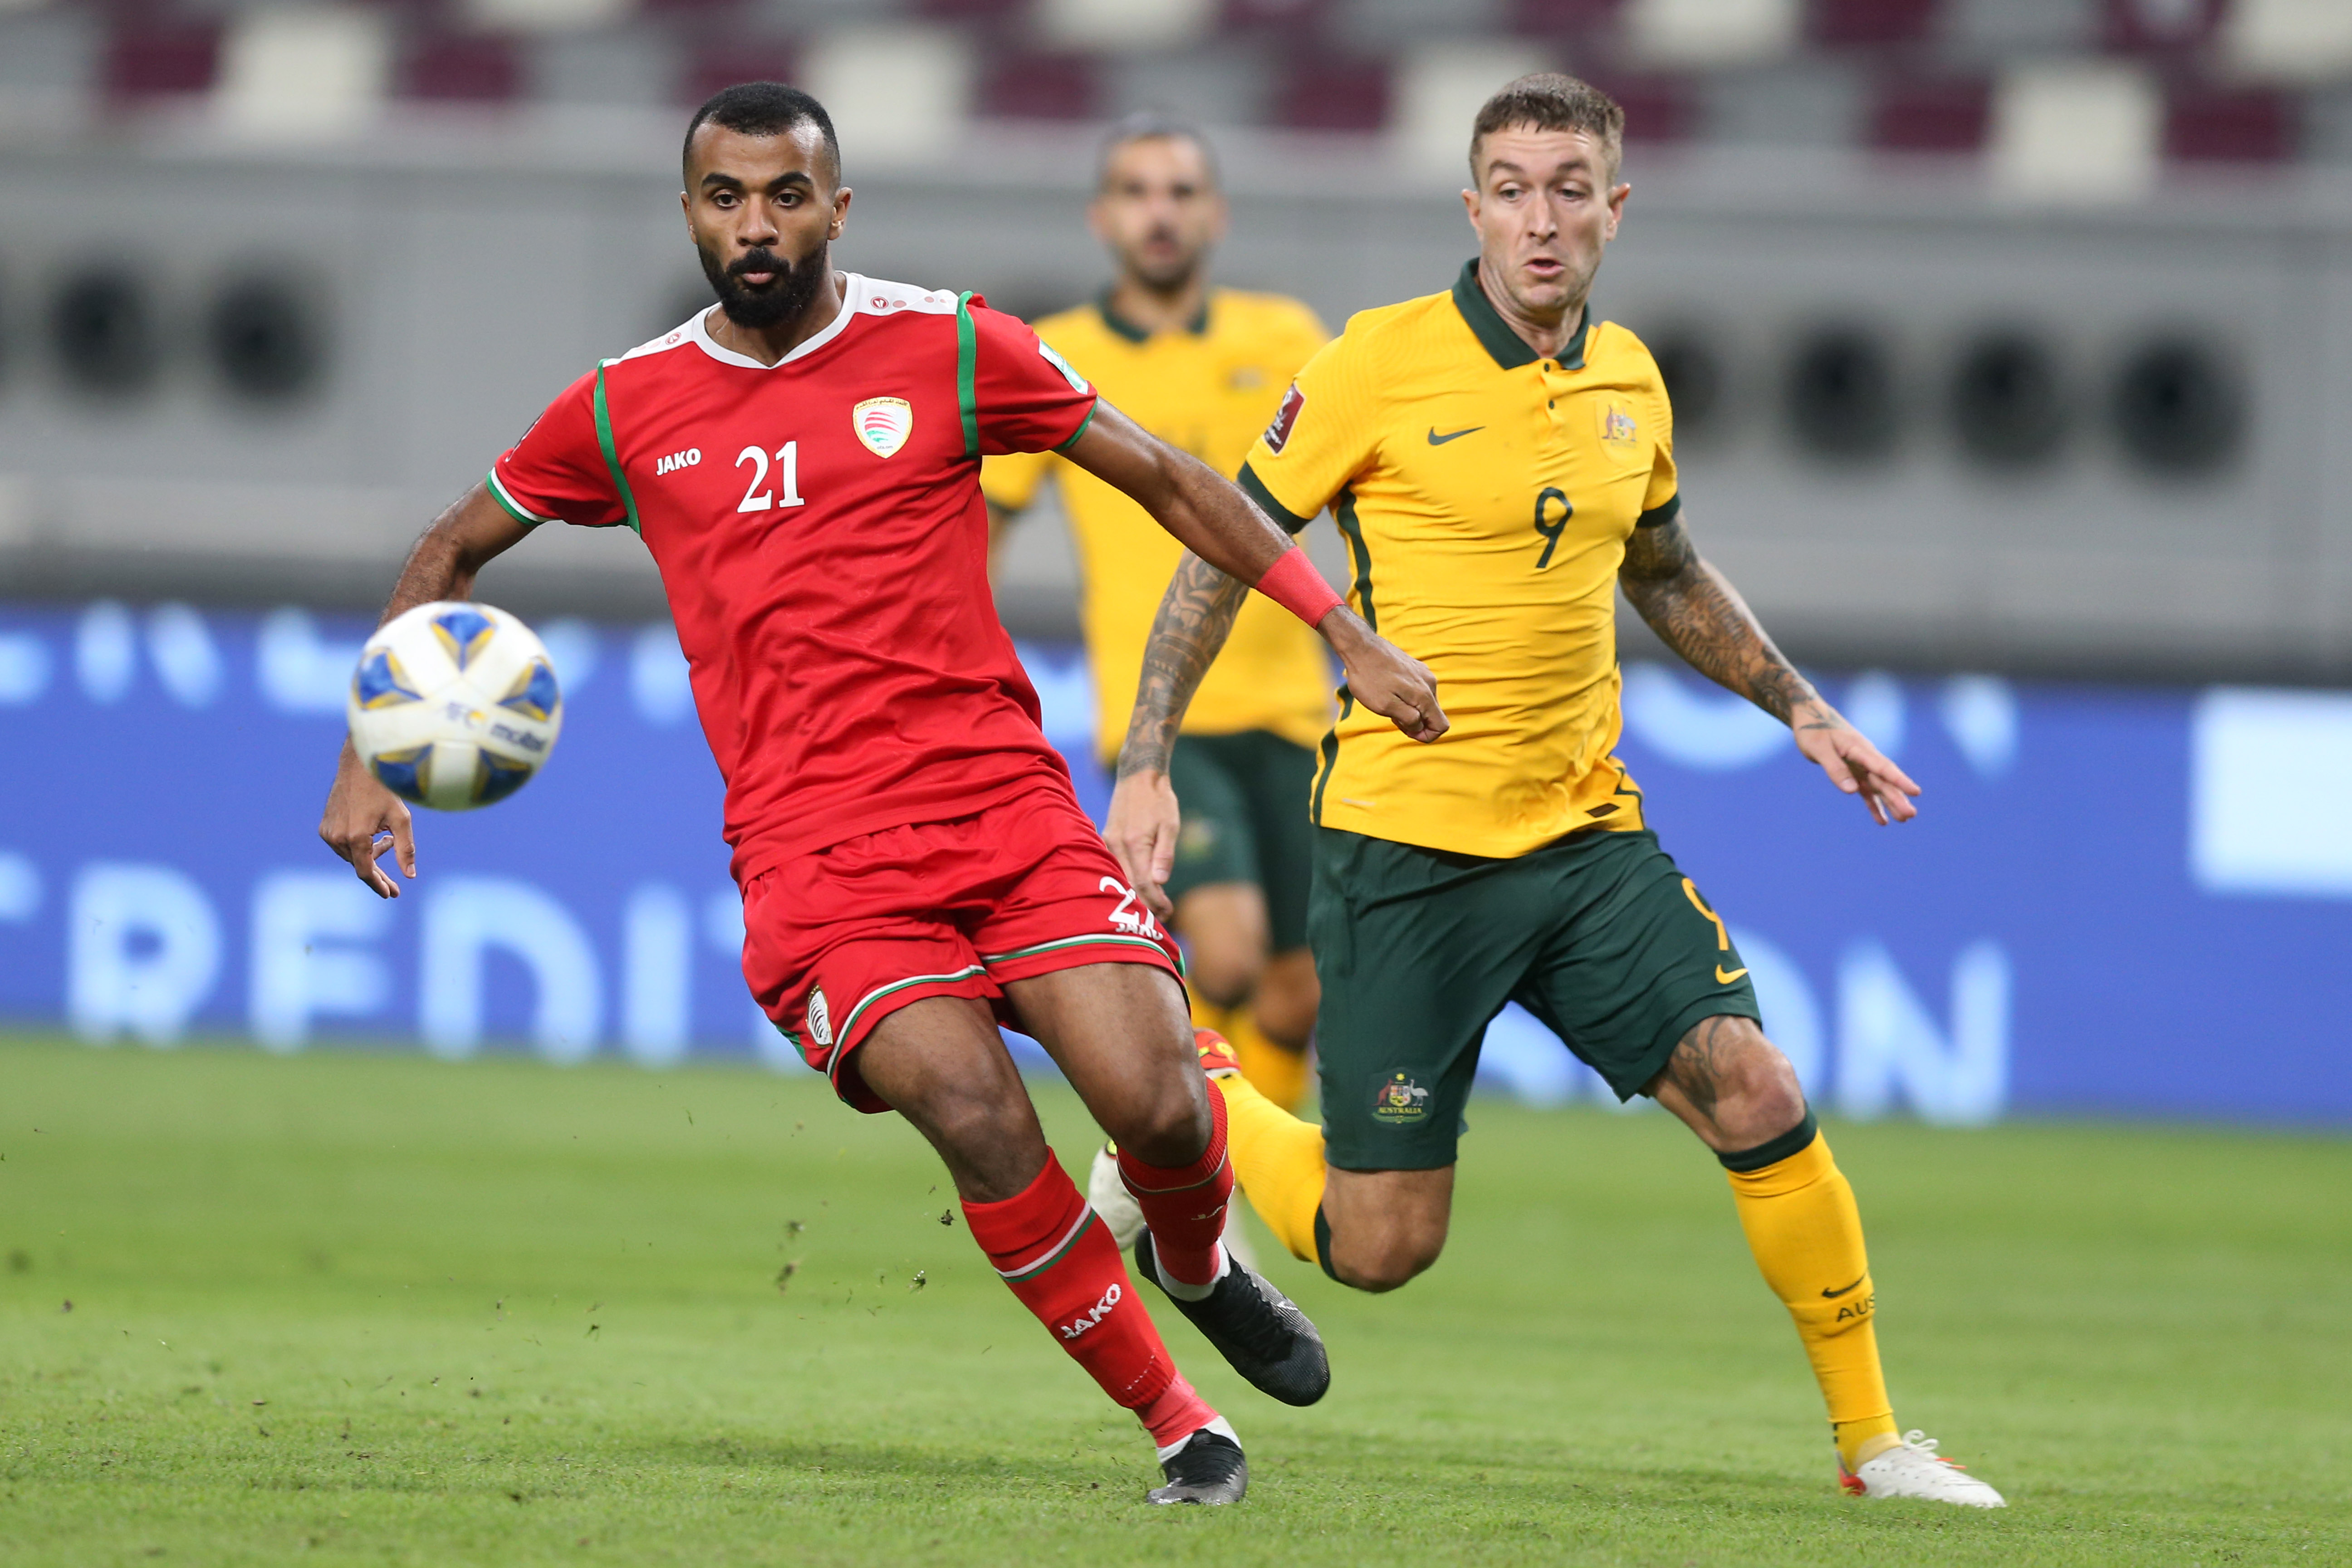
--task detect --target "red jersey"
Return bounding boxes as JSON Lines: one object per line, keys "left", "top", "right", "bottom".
{"left": 489, "top": 274, "right": 1101, "bottom": 881}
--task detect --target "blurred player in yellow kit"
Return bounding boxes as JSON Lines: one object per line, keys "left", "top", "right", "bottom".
{"left": 986, "top": 114, "right": 1330, "bottom": 1112}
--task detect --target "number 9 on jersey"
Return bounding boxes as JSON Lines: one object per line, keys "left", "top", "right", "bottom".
{"left": 346, "top": 601, "right": 565, "bottom": 812}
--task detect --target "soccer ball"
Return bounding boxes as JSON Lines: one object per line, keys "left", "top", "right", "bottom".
{"left": 346, "top": 601, "right": 563, "bottom": 811}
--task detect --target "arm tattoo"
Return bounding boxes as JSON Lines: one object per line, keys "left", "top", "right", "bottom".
{"left": 1117, "top": 550, "right": 1250, "bottom": 779}
{"left": 1618, "top": 514, "right": 1831, "bottom": 729}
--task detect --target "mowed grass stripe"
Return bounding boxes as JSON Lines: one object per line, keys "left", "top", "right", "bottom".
{"left": 0, "top": 1036, "right": 2344, "bottom": 1566}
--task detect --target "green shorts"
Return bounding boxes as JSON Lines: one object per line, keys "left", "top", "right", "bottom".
{"left": 1308, "top": 824, "right": 1761, "bottom": 1171}
{"left": 1163, "top": 730, "right": 1318, "bottom": 953}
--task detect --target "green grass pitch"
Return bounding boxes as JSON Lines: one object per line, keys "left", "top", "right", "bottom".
{"left": 0, "top": 1036, "right": 2345, "bottom": 1566}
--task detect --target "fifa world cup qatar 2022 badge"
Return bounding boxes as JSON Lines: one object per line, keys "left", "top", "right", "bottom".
{"left": 1263, "top": 383, "right": 1304, "bottom": 454}
{"left": 853, "top": 397, "right": 912, "bottom": 459}
{"left": 1372, "top": 1072, "right": 1431, "bottom": 1125}
{"left": 806, "top": 986, "right": 834, "bottom": 1048}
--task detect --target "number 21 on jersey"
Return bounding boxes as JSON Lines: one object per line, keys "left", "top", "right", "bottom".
{"left": 737, "top": 441, "right": 804, "bottom": 513}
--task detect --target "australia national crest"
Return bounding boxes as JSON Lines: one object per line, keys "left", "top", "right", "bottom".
{"left": 853, "top": 397, "right": 913, "bottom": 459}
{"left": 1372, "top": 1072, "right": 1431, "bottom": 1124}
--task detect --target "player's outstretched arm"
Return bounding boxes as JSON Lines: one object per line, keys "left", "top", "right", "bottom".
{"left": 1064, "top": 403, "right": 1444, "bottom": 739}
{"left": 1074, "top": 402, "right": 1445, "bottom": 907}
{"left": 1103, "top": 550, "right": 1250, "bottom": 911}
{"left": 318, "top": 483, "right": 533, "bottom": 897}
{"left": 1617, "top": 510, "right": 1919, "bottom": 825}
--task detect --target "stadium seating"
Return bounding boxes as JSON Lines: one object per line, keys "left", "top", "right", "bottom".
{"left": 0, "top": 0, "right": 2346, "bottom": 181}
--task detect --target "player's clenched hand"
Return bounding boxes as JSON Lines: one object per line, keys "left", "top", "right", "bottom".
{"left": 1105, "top": 768, "right": 1182, "bottom": 920}
{"left": 319, "top": 741, "right": 417, "bottom": 898}
{"left": 1323, "top": 612, "right": 1447, "bottom": 744}
{"left": 1793, "top": 703, "right": 1920, "bottom": 825}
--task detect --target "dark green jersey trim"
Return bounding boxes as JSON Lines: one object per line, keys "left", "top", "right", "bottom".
{"left": 1238, "top": 462, "right": 1315, "bottom": 534}
{"left": 1637, "top": 493, "right": 1682, "bottom": 529}
{"left": 1451, "top": 259, "right": 1590, "bottom": 372}
{"left": 591, "top": 364, "right": 643, "bottom": 536}
{"left": 1051, "top": 401, "right": 1098, "bottom": 453}
{"left": 1312, "top": 488, "right": 1373, "bottom": 827}
{"left": 1309, "top": 720, "right": 1344, "bottom": 825}
{"left": 956, "top": 291, "right": 980, "bottom": 458}
{"left": 1097, "top": 289, "right": 1210, "bottom": 344}
{"left": 483, "top": 470, "right": 544, "bottom": 529}
{"left": 1332, "top": 487, "right": 1375, "bottom": 632}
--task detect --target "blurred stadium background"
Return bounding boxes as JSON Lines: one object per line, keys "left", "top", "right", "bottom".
{"left": 6, "top": 0, "right": 2352, "bottom": 1118}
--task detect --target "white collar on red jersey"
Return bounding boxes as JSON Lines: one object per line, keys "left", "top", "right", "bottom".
{"left": 661, "top": 273, "right": 961, "bottom": 371}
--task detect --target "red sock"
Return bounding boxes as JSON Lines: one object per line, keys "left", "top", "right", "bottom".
{"left": 1117, "top": 1076, "right": 1233, "bottom": 1289}
{"left": 962, "top": 1157, "right": 1217, "bottom": 1447}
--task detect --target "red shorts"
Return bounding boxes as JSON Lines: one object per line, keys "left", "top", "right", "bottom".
{"left": 740, "top": 781, "right": 1185, "bottom": 1112}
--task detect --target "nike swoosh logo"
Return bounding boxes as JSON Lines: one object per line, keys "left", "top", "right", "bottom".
{"left": 1426, "top": 425, "right": 1483, "bottom": 445}
{"left": 1822, "top": 1275, "right": 1866, "bottom": 1299}
{"left": 1715, "top": 965, "right": 1749, "bottom": 985}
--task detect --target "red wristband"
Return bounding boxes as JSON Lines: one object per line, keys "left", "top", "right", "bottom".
{"left": 1254, "top": 548, "right": 1344, "bottom": 629}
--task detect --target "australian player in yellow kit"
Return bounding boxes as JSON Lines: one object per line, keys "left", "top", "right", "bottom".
{"left": 986, "top": 116, "right": 1331, "bottom": 1112}
{"left": 1107, "top": 76, "right": 2007, "bottom": 1507}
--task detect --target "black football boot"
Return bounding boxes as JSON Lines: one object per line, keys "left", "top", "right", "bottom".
{"left": 1132, "top": 1230, "right": 1331, "bottom": 1407}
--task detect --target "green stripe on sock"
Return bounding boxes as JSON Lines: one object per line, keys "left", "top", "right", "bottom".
{"left": 1718, "top": 1107, "right": 1819, "bottom": 1172}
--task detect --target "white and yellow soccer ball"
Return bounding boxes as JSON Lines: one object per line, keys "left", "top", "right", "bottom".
{"left": 346, "top": 601, "right": 563, "bottom": 811}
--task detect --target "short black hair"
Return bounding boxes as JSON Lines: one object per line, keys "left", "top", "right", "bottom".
{"left": 1096, "top": 109, "right": 1220, "bottom": 191}
{"left": 1470, "top": 73, "right": 1624, "bottom": 182}
{"left": 684, "top": 82, "right": 841, "bottom": 186}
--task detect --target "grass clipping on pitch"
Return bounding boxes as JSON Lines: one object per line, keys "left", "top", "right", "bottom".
{"left": 0, "top": 1036, "right": 2345, "bottom": 1566}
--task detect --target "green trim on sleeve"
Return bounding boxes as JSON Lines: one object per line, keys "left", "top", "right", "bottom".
{"left": 591, "top": 363, "right": 643, "bottom": 536}
{"left": 1637, "top": 493, "right": 1683, "bottom": 529}
{"left": 1051, "top": 399, "right": 1098, "bottom": 453}
{"left": 484, "top": 469, "right": 548, "bottom": 529}
{"left": 1237, "top": 462, "right": 1316, "bottom": 534}
{"left": 956, "top": 291, "right": 980, "bottom": 458}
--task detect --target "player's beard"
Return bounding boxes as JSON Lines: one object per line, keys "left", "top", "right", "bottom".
{"left": 703, "top": 240, "right": 831, "bottom": 330}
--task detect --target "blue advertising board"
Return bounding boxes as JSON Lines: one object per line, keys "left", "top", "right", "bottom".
{"left": 1, "top": 599, "right": 2347, "bottom": 1127}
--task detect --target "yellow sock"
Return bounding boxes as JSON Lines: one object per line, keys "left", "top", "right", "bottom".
{"left": 1225, "top": 1009, "right": 1313, "bottom": 1113}
{"left": 1212, "top": 1068, "right": 1328, "bottom": 1262}
{"left": 1725, "top": 1123, "right": 1901, "bottom": 1472}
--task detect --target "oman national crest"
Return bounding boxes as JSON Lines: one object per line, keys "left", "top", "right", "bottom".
{"left": 854, "top": 397, "right": 913, "bottom": 458}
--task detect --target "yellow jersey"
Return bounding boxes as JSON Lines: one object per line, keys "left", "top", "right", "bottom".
{"left": 1237, "top": 260, "right": 1680, "bottom": 860}
{"left": 982, "top": 289, "right": 1333, "bottom": 762}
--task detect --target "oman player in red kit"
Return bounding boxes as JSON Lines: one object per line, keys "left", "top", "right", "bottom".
{"left": 317, "top": 84, "right": 1446, "bottom": 1504}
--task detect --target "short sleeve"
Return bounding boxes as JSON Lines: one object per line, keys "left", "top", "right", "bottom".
{"left": 1637, "top": 358, "right": 1681, "bottom": 527}
{"left": 964, "top": 299, "right": 1099, "bottom": 458}
{"left": 1235, "top": 333, "right": 1377, "bottom": 530}
{"left": 980, "top": 448, "right": 1054, "bottom": 512}
{"left": 488, "top": 367, "right": 630, "bottom": 530}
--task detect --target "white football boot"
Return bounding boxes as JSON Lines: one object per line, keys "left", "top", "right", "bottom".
{"left": 1086, "top": 1141, "right": 1259, "bottom": 1269}
{"left": 1841, "top": 1431, "right": 2007, "bottom": 1507}
{"left": 1087, "top": 1142, "right": 1148, "bottom": 1251}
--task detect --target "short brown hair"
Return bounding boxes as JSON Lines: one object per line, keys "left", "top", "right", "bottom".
{"left": 1469, "top": 73, "right": 1624, "bottom": 181}
{"left": 1097, "top": 109, "right": 1220, "bottom": 191}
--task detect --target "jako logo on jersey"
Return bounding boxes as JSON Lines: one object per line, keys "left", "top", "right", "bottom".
{"left": 1059, "top": 1282, "right": 1122, "bottom": 1340}
{"left": 655, "top": 447, "right": 702, "bottom": 476}
{"left": 1038, "top": 341, "right": 1089, "bottom": 394}
{"left": 1264, "top": 383, "right": 1305, "bottom": 454}
{"left": 806, "top": 986, "right": 833, "bottom": 1047}
{"left": 853, "top": 397, "right": 913, "bottom": 458}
